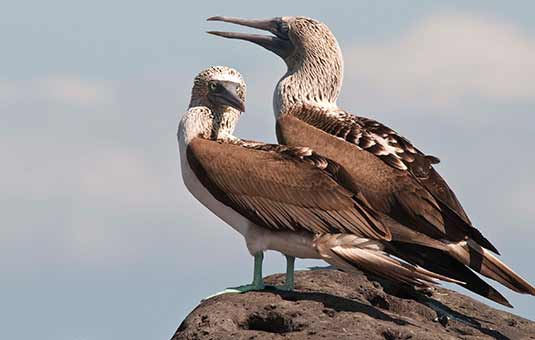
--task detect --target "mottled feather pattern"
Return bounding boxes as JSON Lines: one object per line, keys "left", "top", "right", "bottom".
{"left": 285, "top": 105, "right": 440, "bottom": 179}
{"left": 223, "top": 138, "right": 333, "bottom": 171}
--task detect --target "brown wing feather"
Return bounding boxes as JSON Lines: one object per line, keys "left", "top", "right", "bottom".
{"left": 285, "top": 105, "right": 439, "bottom": 176}
{"left": 417, "top": 167, "right": 471, "bottom": 223}
{"left": 186, "top": 137, "right": 391, "bottom": 240}
{"left": 276, "top": 111, "right": 498, "bottom": 253}
{"left": 284, "top": 104, "right": 471, "bottom": 224}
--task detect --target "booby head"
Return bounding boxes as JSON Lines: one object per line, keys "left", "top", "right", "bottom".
{"left": 190, "top": 65, "right": 246, "bottom": 113}
{"left": 207, "top": 16, "right": 341, "bottom": 69}
{"left": 208, "top": 17, "right": 343, "bottom": 113}
{"left": 181, "top": 66, "right": 246, "bottom": 143}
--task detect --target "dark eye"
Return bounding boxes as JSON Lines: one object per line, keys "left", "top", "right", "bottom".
{"left": 278, "top": 21, "right": 289, "bottom": 35}
{"left": 274, "top": 18, "right": 289, "bottom": 38}
{"left": 209, "top": 82, "right": 218, "bottom": 92}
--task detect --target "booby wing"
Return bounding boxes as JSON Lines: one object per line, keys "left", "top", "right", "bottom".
{"left": 322, "top": 111, "right": 472, "bottom": 223}
{"left": 276, "top": 105, "right": 498, "bottom": 253}
{"left": 186, "top": 137, "right": 391, "bottom": 240}
{"left": 276, "top": 106, "right": 535, "bottom": 300}
{"left": 185, "top": 137, "right": 474, "bottom": 287}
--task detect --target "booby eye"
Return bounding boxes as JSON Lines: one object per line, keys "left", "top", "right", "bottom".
{"left": 274, "top": 18, "right": 289, "bottom": 39}
{"left": 209, "top": 82, "right": 218, "bottom": 92}
{"left": 278, "top": 22, "right": 289, "bottom": 35}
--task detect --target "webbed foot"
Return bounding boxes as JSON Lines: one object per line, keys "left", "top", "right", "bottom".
{"left": 203, "top": 282, "right": 266, "bottom": 300}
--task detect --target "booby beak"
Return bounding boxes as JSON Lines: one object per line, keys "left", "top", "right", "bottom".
{"left": 209, "top": 81, "right": 246, "bottom": 112}
{"left": 207, "top": 16, "right": 293, "bottom": 59}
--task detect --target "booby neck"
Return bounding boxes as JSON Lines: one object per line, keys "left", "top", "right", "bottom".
{"left": 178, "top": 104, "right": 241, "bottom": 146}
{"left": 274, "top": 39, "right": 344, "bottom": 116}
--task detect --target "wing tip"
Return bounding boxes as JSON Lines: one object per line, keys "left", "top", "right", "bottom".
{"left": 489, "top": 290, "right": 513, "bottom": 308}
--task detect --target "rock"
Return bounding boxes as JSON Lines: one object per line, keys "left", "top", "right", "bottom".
{"left": 173, "top": 269, "right": 535, "bottom": 340}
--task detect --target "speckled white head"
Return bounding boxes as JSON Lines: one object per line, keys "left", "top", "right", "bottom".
{"left": 196, "top": 65, "right": 245, "bottom": 84}
{"left": 179, "top": 66, "right": 246, "bottom": 144}
{"left": 189, "top": 66, "right": 246, "bottom": 109}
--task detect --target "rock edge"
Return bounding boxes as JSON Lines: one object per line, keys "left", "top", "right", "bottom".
{"left": 173, "top": 269, "right": 535, "bottom": 340}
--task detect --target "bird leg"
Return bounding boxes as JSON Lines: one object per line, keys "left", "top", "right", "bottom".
{"left": 250, "top": 251, "right": 266, "bottom": 289}
{"left": 277, "top": 255, "right": 295, "bottom": 291}
{"left": 261, "top": 255, "right": 295, "bottom": 291}
{"left": 203, "top": 252, "right": 265, "bottom": 300}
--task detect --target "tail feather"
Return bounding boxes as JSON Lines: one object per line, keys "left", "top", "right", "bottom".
{"left": 386, "top": 213, "right": 535, "bottom": 301}
{"left": 390, "top": 242, "right": 513, "bottom": 307}
{"left": 314, "top": 234, "right": 462, "bottom": 287}
{"left": 447, "top": 240, "right": 535, "bottom": 295}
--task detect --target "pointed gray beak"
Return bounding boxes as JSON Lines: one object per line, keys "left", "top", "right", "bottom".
{"left": 209, "top": 81, "right": 245, "bottom": 112}
{"left": 207, "top": 16, "right": 293, "bottom": 59}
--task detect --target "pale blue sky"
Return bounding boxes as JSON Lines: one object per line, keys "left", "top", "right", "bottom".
{"left": 2, "top": 1, "right": 535, "bottom": 339}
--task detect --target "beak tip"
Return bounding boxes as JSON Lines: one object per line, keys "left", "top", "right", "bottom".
{"left": 206, "top": 31, "right": 227, "bottom": 38}
{"left": 207, "top": 16, "right": 231, "bottom": 22}
{"left": 205, "top": 16, "right": 292, "bottom": 58}
{"left": 235, "top": 101, "right": 246, "bottom": 112}
{"left": 235, "top": 100, "right": 246, "bottom": 113}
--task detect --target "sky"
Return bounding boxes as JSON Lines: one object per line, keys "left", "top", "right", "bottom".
{"left": 1, "top": 1, "right": 534, "bottom": 339}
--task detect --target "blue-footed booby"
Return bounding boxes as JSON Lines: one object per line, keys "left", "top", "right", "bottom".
{"left": 178, "top": 66, "right": 459, "bottom": 296}
{"left": 207, "top": 17, "right": 535, "bottom": 306}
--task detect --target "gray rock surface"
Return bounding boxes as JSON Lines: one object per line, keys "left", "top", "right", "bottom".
{"left": 173, "top": 269, "right": 535, "bottom": 339}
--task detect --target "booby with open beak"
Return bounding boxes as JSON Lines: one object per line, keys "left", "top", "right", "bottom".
{"left": 207, "top": 17, "right": 535, "bottom": 307}
{"left": 178, "top": 66, "right": 459, "bottom": 297}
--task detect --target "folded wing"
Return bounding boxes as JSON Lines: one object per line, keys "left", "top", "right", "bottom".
{"left": 278, "top": 107, "right": 497, "bottom": 253}
{"left": 186, "top": 137, "right": 391, "bottom": 241}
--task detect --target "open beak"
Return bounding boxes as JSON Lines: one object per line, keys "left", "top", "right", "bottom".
{"left": 207, "top": 16, "right": 293, "bottom": 59}
{"left": 210, "top": 82, "right": 246, "bottom": 112}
